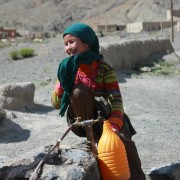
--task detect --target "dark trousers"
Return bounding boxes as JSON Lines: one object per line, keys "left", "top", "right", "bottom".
{"left": 67, "top": 84, "right": 145, "bottom": 180}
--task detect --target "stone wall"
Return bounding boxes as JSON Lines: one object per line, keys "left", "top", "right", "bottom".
{"left": 100, "top": 38, "right": 174, "bottom": 69}
{"left": 0, "top": 82, "right": 35, "bottom": 110}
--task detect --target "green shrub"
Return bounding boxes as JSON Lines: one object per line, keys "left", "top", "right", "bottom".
{"left": 10, "top": 50, "right": 19, "bottom": 60}
{"left": 19, "top": 48, "right": 34, "bottom": 58}
{"left": 151, "top": 61, "right": 174, "bottom": 75}
{"left": 0, "top": 42, "right": 11, "bottom": 49}
{"left": 158, "top": 61, "right": 173, "bottom": 67}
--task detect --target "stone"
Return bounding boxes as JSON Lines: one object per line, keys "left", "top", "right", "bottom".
{"left": 0, "top": 82, "right": 35, "bottom": 110}
{"left": 0, "top": 108, "right": 6, "bottom": 124}
{"left": 0, "top": 146, "right": 100, "bottom": 180}
{"left": 140, "top": 66, "right": 152, "bottom": 72}
{"left": 6, "top": 111, "right": 17, "bottom": 119}
{"left": 148, "top": 163, "right": 180, "bottom": 180}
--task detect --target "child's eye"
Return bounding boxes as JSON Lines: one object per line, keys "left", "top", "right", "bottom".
{"left": 70, "top": 40, "right": 76, "bottom": 44}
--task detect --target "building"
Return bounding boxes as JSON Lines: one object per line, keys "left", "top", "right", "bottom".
{"left": 177, "top": 22, "right": 180, "bottom": 32}
{"left": 0, "top": 27, "right": 16, "bottom": 39}
{"left": 97, "top": 24, "right": 118, "bottom": 33}
{"left": 126, "top": 21, "right": 177, "bottom": 33}
{"left": 97, "top": 24, "right": 125, "bottom": 33}
{"left": 167, "top": 10, "right": 180, "bottom": 21}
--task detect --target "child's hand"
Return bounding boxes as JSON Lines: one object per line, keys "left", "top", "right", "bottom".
{"left": 111, "top": 123, "right": 119, "bottom": 132}
{"left": 109, "top": 117, "right": 123, "bottom": 131}
{"left": 55, "top": 82, "right": 64, "bottom": 97}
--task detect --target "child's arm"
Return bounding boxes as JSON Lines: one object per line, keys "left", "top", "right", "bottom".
{"left": 103, "top": 63, "right": 124, "bottom": 131}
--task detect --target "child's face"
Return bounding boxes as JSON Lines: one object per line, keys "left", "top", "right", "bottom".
{"left": 64, "top": 34, "right": 89, "bottom": 56}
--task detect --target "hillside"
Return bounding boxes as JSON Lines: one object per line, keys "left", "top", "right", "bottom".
{"left": 0, "top": 0, "right": 180, "bottom": 33}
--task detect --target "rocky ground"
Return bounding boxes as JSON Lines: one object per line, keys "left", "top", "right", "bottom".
{"left": 0, "top": 32, "right": 180, "bottom": 178}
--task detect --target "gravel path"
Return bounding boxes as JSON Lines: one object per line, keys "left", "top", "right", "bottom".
{"left": 0, "top": 33, "right": 180, "bottom": 176}
{"left": 119, "top": 73, "right": 180, "bottom": 174}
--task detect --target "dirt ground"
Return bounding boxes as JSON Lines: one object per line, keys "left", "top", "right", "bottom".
{"left": 0, "top": 32, "right": 180, "bottom": 177}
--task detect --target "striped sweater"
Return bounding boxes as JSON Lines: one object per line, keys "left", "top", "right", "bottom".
{"left": 51, "top": 60, "right": 124, "bottom": 130}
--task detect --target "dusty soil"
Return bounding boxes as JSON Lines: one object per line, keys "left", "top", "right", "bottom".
{"left": 0, "top": 33, "right": 180, "bottom": 177}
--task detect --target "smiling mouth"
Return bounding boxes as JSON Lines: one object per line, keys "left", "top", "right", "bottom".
{"left": 69, "top": 50, "right": 76, "bottom": 55}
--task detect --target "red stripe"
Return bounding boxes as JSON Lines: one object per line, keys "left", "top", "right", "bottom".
{"left": 105, "top": 81, "right": 119, "bottom": 89}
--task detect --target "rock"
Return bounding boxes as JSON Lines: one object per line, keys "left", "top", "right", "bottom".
{"left": 40, "top": 172, "right": 63, "bottom": 180}
{"left": 148, "top": 163, "right": 180, "bottom": 180}
{"left": 162, "top": 53, "right": 180, "bottom": 65}
{"left": 0, "top": 82, "right": 35, "bottom": 110}
{"left": 0, "top": 108, "right": 6, "bottom": 118}
{"left": 39, "top": 148, "right": 100, "bottom": 180}
{"left": 0, "top": 108, "right": 6, "bottom": 124}
{"left": 6, "top": 111, "right": 17, "bottom": 119}
{"left": 140, "top": 66, "right": 152, "bottom": 72}
{"left": 0, "top": 155, "right": 10, "bottom": 168}
{"left": 46, "top": 77, "right": 51, "bottom": 82}
{"left": 0, "top": 147, "right": 100, "bottom": 180}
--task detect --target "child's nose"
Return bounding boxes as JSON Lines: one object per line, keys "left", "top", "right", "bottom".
{"left": 67, "top": 43, "right": 72, "bottom": 50}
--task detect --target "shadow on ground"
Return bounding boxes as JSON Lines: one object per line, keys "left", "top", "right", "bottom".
{"left": 6, "top": 103, "right": 55, "bottom": 114}
{"left": 27, "top": 103, "right": 54, "bottom": 114}
{"left": 0, "top": 118, "right": 30, "bottom": 143}
{"left": 116, "top": 69, "right": 140, "bottom": 83}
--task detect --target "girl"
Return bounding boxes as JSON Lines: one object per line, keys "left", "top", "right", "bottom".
{"left": 51, "top": 23, "right": 145, "bottom": 180}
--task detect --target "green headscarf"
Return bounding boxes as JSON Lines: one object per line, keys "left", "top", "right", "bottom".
{"left": 57, "top": 23, "right": 102, "bottom": 117}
